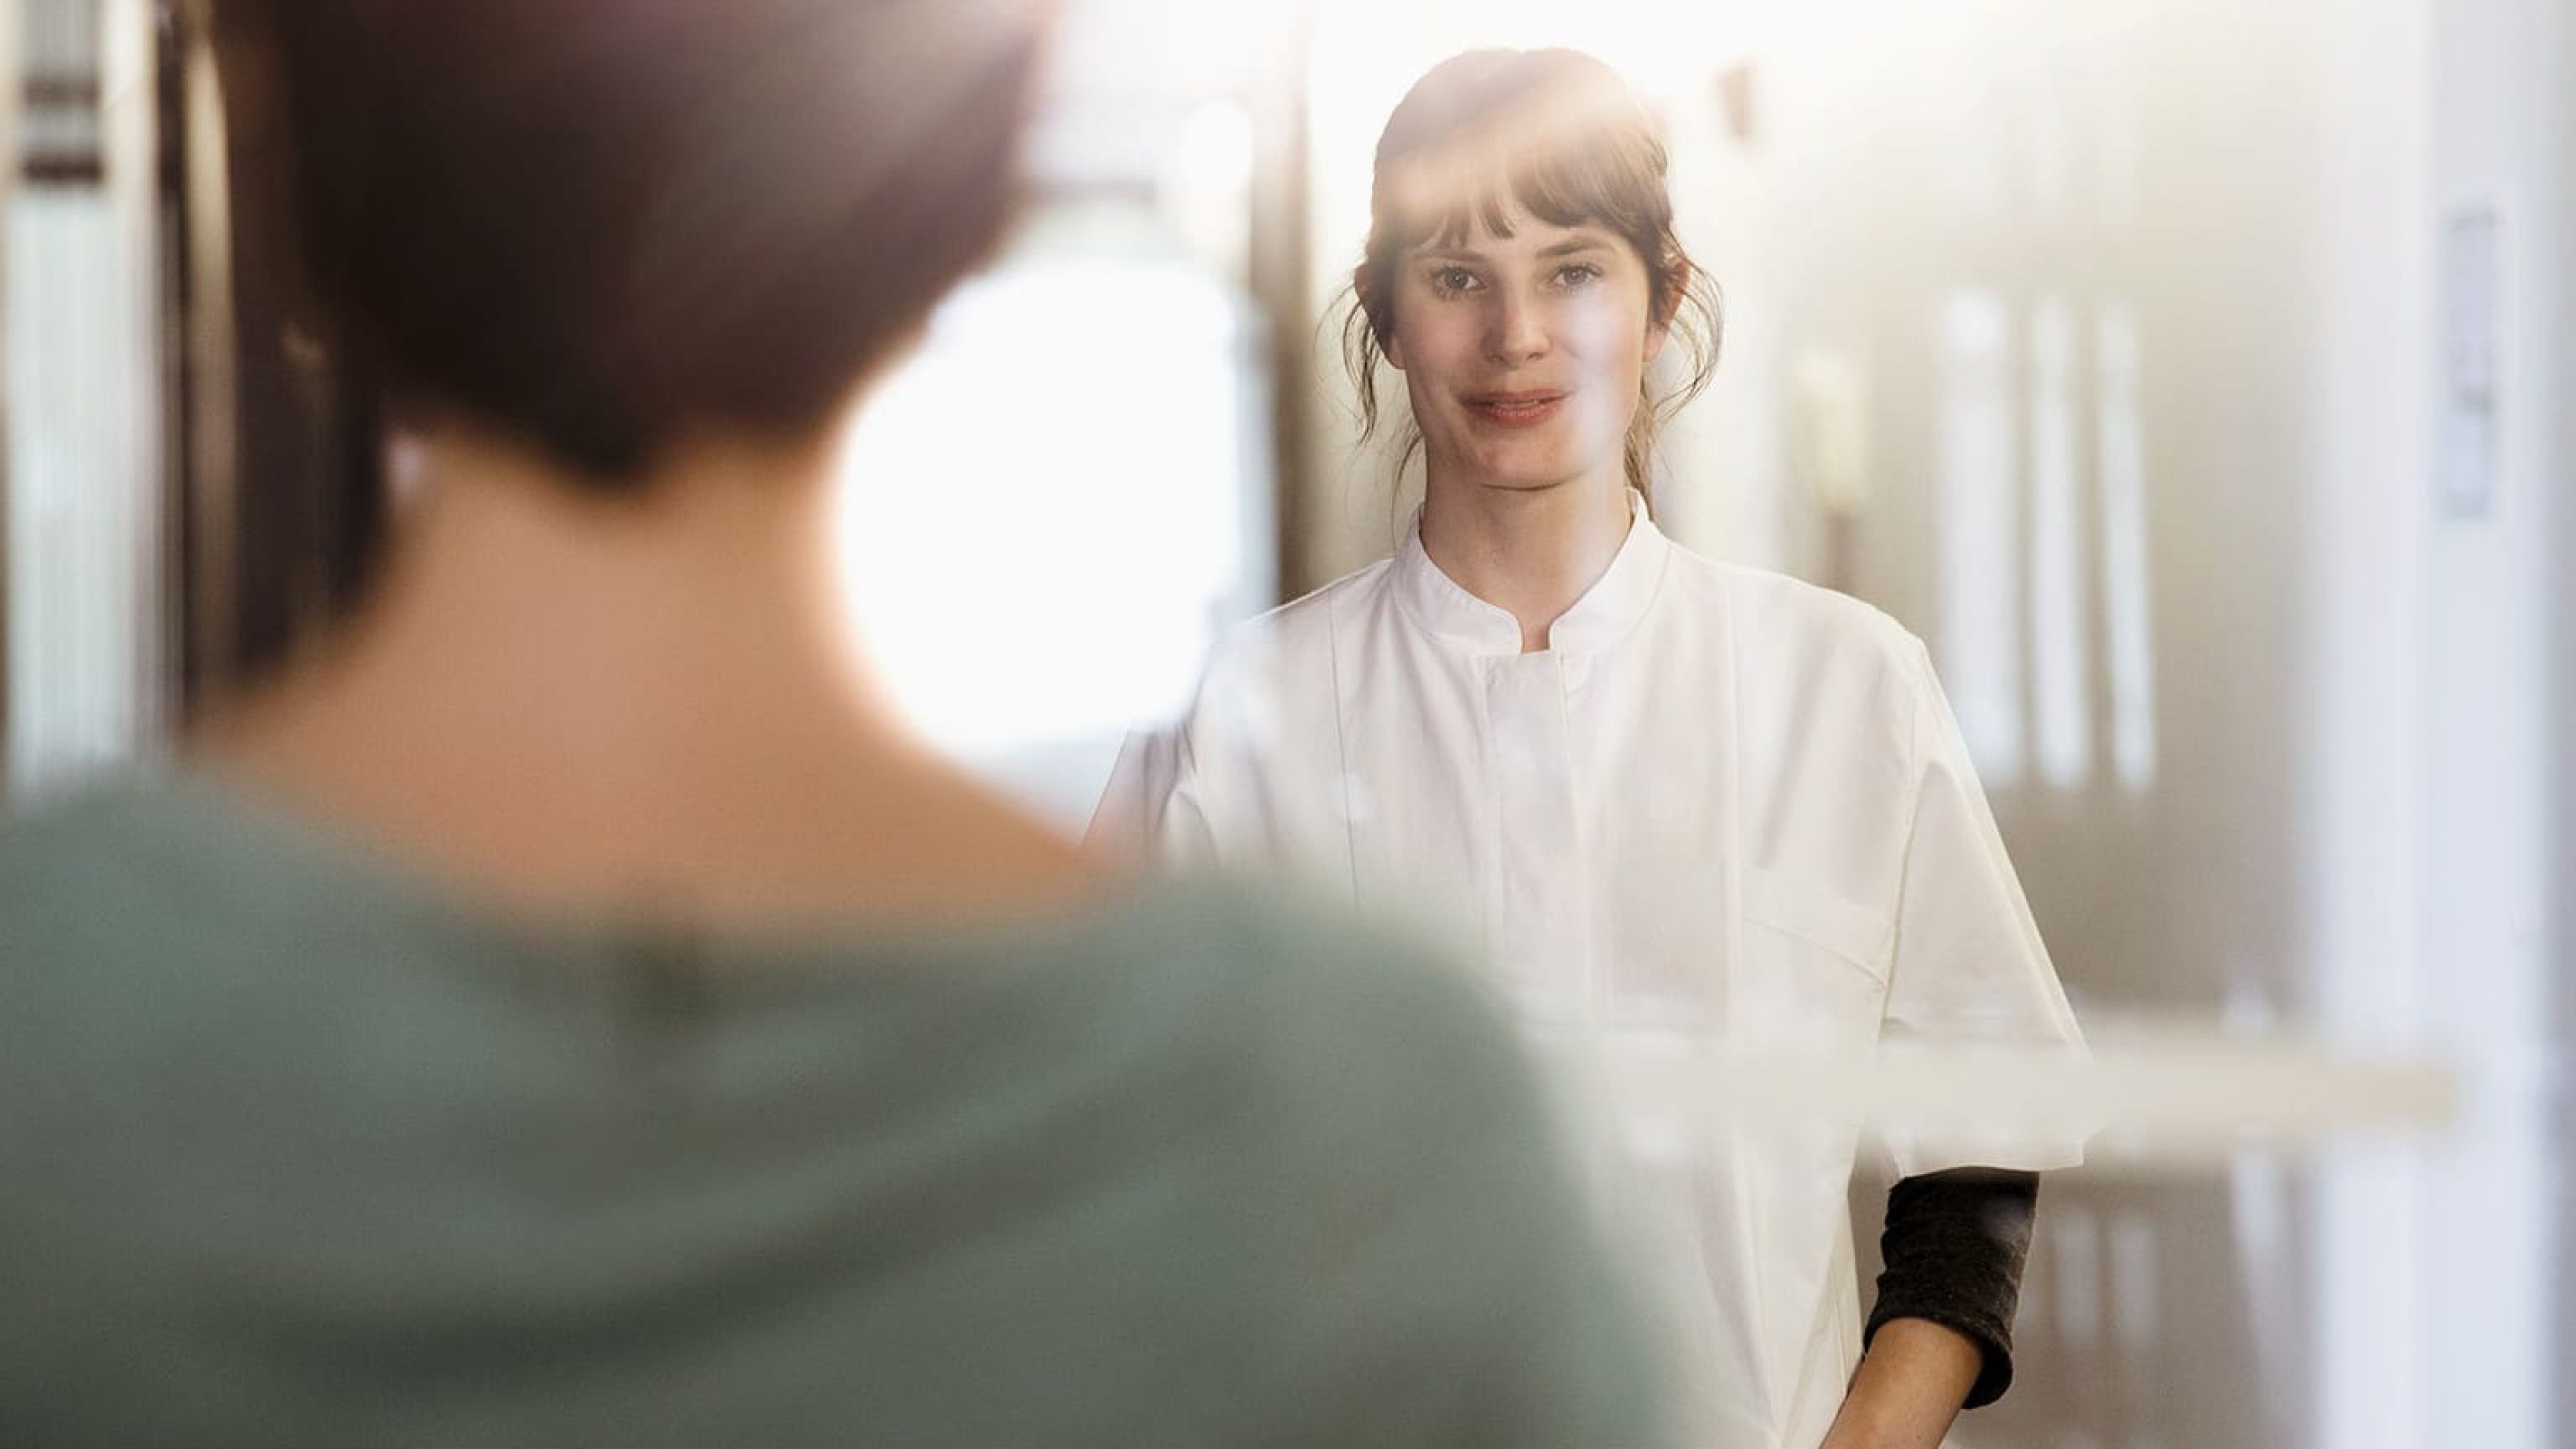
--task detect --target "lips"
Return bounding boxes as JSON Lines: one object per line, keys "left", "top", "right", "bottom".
{"left": 1466, "top": 390, "right": 1568, "bottom": 427}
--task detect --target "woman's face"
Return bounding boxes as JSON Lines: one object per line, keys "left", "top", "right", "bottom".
{"left": 1384, "top": 205, "right": 1667, "bottom": 500}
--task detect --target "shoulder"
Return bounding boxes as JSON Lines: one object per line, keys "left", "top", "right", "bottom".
{"left": 0, "top": 772, "right": 434, "bottom": 1024}
{"left": 0, "top": 775, "right": 159, "bottom": 869}
{"left": 1205, "top": 555, "right": 1397, "bottom": 668}
{"left": 1128, "top": 882, "right": 1581, "bottom": 1232}
{"left": 1146, "top": 879, "right": 1519, "bottom": 1075}
{"left": 1670, "top": 546, "right": 1925, "bottom": 662}
{"left": 1128, "top": 878, "right": 1539, "bottom": 1145}
{"left": 1167, "top": 556, "right": 1397, "bottom": 741}
{"left": 1656, "top": 545, "right": 1935, "bottom": 704}
{"left": 0, "top": 777, "right": 248, "bottom": 1051}
{"left": 0, "top": 778, "right": 196, "bottom": 947}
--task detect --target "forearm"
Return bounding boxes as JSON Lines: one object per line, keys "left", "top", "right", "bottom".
{"left": 1825, "top": 1165, "right": 2043, "bottom": 1447}
{"left": 1815, "top": 1317, "right": 1982, "bottom": 1449}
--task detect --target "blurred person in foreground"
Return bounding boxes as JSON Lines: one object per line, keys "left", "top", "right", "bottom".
{"left": 0, "top": 6, "right": 1670, "bottom": 1445}
{"left": 1098, "top": 50, "right": 2086, "bottom": 1449}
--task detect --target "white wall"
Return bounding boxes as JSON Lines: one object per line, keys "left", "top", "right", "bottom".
{"left": 1, "top": 0, "right": 15, "bottom": 793}
{"left": 3, "top": 0, "right": 162, "bottom": 808}
{"left": 2410, "top": 2, "right": 2566, "bottom": 1444}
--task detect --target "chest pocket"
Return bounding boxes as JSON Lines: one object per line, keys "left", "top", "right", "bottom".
{"left": 1737, "top": 867, "right": 1892, "bottom": 1042}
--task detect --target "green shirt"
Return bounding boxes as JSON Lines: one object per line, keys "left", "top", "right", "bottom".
{"left": 0, "top": 777, "right": 1668, "bottom": 1447}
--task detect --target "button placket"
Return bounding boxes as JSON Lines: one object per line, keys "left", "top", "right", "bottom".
{"left": 1483, "top": 652, "right": 1590, "bottom": 1022}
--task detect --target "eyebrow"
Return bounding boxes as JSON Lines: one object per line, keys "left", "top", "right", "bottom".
{"left": 1411, "top": 231, "right": 1618, "bottom": 264}
{"left": 1538, "top": 234, "right": 1617, "bottom": 258}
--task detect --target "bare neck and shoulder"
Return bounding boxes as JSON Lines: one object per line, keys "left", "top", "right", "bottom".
{"left": 194, "top": 416, "right": 1095, "bottom": 933}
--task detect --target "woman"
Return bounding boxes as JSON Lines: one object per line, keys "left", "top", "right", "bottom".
{"left": 1098, "top": 49, "right": 2086, "bottom": 1449}
{"left": 0, "top": 9, "right": 1670, "bottom": 1446}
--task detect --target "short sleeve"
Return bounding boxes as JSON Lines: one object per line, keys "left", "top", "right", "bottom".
{"left": 1879, "top": 640, "right": 2088, "bottom": 1177}
{"left": 1087, "top": 616, "right": 1300, "bottom": 872}
{"left": 1085, "top": 724, "right": 1219, "bottom": 868}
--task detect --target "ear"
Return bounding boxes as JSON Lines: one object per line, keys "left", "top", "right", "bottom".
{"left": 1358, "top": 265, "right": 1408, "bottom": 371}
{"left": 1644, "top": 260, "right": 1688, "bottom": 367}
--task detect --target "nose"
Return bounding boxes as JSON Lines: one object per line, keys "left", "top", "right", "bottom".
{"left": 1484, "top": 291, "right": 1549, "bottom": 366}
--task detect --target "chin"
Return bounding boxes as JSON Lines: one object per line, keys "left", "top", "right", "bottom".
{"left": 1471, "top": 449, "right": 1602, "bottom": 495}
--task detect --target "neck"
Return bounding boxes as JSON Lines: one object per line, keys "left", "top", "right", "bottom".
{"left": 1417, "top": 464, "right": 1634, "bottom": 652}
{"left": 310, "top": 425, "right": 901, "bottom": 758}
{"left": 193, "top": 423, "right": 1085, "bottom": 922}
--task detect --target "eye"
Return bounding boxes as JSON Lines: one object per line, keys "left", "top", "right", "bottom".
{"left": 1426, "top": 266, "right": 1480, "bottom": 297}
{"left": 1553, "top": 263, "right": 1604, "bottom": 288}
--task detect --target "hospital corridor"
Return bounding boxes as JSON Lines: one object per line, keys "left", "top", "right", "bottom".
{"left": 4, "top": 1, "right": 2573, "bottom": 1446}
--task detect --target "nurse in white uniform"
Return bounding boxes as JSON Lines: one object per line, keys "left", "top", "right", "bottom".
{"left": 1097, "top": 48, "right": 2086, "bottom": 1449}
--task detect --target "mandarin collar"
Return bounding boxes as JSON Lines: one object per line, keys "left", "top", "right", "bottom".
{"left": 1391, "top": 490, "right": 1672, "bottom": 659}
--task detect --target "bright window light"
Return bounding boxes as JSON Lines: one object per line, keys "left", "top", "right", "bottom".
{"left": 2097, "top": 302, "right": 2157, "bottom": 793}
{"left": 1938, "top": 288, "right": 2025, "bottom": 787}
{"left": 2031, "top": 295, "right": 2092, "bottom": 791}
{"left": 835, "top": 248, "right": 1267, "bottom": 818}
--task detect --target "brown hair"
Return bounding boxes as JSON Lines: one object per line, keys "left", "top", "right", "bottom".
{"left": 1341, "top": 48, "right": 1721, "bottom": 508}
{"left": 269, "top": 0, "right": 1049, "bottom": 490}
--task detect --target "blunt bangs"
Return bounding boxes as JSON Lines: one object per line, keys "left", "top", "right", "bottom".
{"left": 1402, "top": 131, "right": 1670, "bottom": 256}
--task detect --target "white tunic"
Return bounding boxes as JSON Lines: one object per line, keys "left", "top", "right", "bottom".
{"left": 1095, "top": 500, "right": 2086, "bottom": 1449}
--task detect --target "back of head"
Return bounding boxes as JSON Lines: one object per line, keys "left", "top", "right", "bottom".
{"left": 268, "top": 0, "right": 1049, "bottom": 488}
